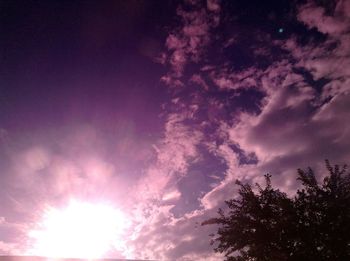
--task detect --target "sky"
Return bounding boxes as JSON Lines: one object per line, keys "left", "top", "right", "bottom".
{"left": 0, "top": 0, "right": 350, "bottom": 260}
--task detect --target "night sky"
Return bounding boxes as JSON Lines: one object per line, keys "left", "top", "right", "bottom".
{"left": 1, "top": 0, "right": 350, "bottom": 260}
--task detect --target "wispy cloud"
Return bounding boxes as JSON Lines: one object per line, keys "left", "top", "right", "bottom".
{"left": 128, "top": 0, "right": 350, "bottom": 259}
{"left": 2, "top": 0, "right": 350, "bottom": 260}
{"left": 161, "top": 0, "right": 221, "bottom": 86}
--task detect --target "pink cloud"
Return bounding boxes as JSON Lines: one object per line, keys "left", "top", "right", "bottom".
{"left": 298, "top": 0, "right": 350, "bottom": 35}
{"left": 210, "top": 67, "right": 262, "bottom": 90}
{"left": 134, "top": 112, "right": 203, "bottom": 203}
{"left": 160, "top": 74, "right": 184, "bottom": 87}
{"left": 0, "top": 241, "right": 17, "bottom": 255}
{"left": 3, "top": 1, "right": 350, "bottom": 260}
{"left": 161, "top": 0, "right": 221, "bottom": 85}
{"left": 129, "top": 1, "right": 350, "bottom": 259}
{"left": 139, "top": 1, "right": 350, "bottom": 256}
{"left": 126, "top": 205, "right": 223, "bottom": 260}
{"left": 281, "top": 0, "right": 350, "bottom": 100}
{"left": 190, "top": 74, "right": 209, "bottom": 90}
{"left": 200, "top": 91, "right": 350, "bottom": 215}
{"left": 283, "top": 35, "right": 350, "bottom": 98}
{"left": 207, "top": 0, "right": 221, "bottom": 13}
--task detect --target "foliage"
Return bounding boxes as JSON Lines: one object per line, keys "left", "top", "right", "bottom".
{"left": 206, "top": 160, "right": 350, "bottom": 261}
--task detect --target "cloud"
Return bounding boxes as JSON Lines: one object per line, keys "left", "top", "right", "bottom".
{"left": 0, "top": 241, "right": 17, "bottom": 255}
{"left": 0, "top": 216, "right": 28, "bottom": 256}
{"left": 298, "top": 0, "right": 350, "bottom": 35}
{"left": 134, "top": 112, "right": 203, "bottom": 202}
{"left": 282, "top": 0, "right": 350, "bottom": 99}
{"left": 1, "top": 124, "right": 157, "bottom": 257}
{"left": 201, "top": 91, "right": 350, "bottom": 209}
{"left": 206, "top": 0, "right": 221, "bottom": 13}
{"left": 161, "top": 0, "right": 221, "bottom": 86}
{"left": 1, "top": 113, "right": 208, "bottom": 259}
{"left": 127, "top": 206, "right": 223, "bottom": 261}
{"left": 198, "top": 1, "right": 350, "bottom": 211}
{"left": 210, "top": 67, "right": 262, "bottom": 90}
{"left": 190, "top": 74, "right": 209, "bottom": 90}
{"left": 2, "top": 1, "right": 350, "bottom": 260}
{"left": 130, "top": 1, "right": 350, "bottom": 258}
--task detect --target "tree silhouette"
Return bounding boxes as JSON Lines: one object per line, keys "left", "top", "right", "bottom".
{"left": 204, "top": 160, "right": 350, "bottom": 261}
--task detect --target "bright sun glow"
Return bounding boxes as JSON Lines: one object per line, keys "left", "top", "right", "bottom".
{"left": 27, "top": 200, "right": 130, "bottom": 259}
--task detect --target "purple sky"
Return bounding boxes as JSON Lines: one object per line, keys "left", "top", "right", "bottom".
{"left": 1, "top": 0, "right": 350, "bottom": 260}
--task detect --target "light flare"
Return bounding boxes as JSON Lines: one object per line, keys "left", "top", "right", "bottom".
{"left": 27, "top": 199, "right": 130, "bottom": 259}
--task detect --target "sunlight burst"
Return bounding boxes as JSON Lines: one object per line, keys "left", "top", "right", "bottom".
{"left": 28, "top": 200, "right": 129, "bottom": 259}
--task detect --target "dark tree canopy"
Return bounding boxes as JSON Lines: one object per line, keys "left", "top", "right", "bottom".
{"left": 205, "top": 160, "right": 350, "bottom": 261}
